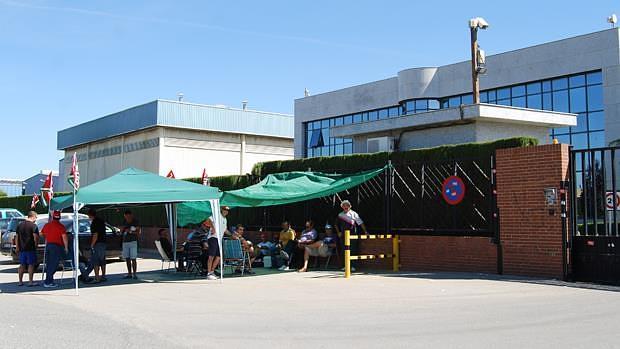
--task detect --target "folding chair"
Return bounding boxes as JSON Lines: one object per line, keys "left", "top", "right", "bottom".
{"left": 59, "top": 259, "right": 75, "bottom": 285}
{"left": 325, "top": 246, "right": 340, "bottom": 269}
{"left": 185, "top": 242, "right": 204, "bottom": 277}
{"left": 154, "top": 240, "right": 175, "bottom": 272}
{"left": 223, "top": 239, "right": 246, "bottom": 276}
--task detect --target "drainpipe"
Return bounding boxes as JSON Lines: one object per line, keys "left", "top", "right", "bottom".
{"left": 240, "top": 134, "right": 246, "bottom": 175}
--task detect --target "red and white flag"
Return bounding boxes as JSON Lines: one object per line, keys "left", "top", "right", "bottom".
{"left": 201, "top": 168, "right": 210, "bottom": 186}
{"left": 68, "top": 152, "right": 80, "bottom": 191}
{"left": 40, "top": 172, "right": 54, "bottom": 207}
{"left": 30, "top": 194, "right": 40, "bottom": 209}
{"left": 166, "top": 170, "right": 175, "bottom": 179}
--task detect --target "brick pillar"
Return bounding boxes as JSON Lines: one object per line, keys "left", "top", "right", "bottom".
{"left": 496, "top": 144, "right": 570, "bottom": 279}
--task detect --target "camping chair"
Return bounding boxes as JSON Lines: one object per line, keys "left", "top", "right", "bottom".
{"left": 154, "top": 240, "right": 175, "bottom": 272}
{"left": 59, "top": 259, "right": 75, "bottom": 285}
{"left": 324, "top": 245, "right": 340, "bottom": 269}
{"left": 223, "top": 239, "right": 245, "bottom": 276}
{"left": 185, "top": 241, "right": 204, "bottom": 277}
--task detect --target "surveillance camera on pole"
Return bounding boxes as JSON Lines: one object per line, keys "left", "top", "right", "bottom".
{"left": 469, "top": 17, "right": 489, "bottom": 104}
{"left": 608, "top": 14, "right": 617, "bottom": 28}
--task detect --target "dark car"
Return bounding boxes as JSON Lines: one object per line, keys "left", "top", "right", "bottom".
{"left": 0, "top": 218, "right": 11, "bottom": 239}
{"left": 0, "top": 213, "right": 122, "bottom": 265}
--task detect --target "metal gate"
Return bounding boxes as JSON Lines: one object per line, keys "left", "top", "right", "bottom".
{"left": 570, "top": 146, "right": 620, "bottom": 284}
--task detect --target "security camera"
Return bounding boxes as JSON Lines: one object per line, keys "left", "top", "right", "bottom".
{"left": 476, "top": 47, "right": 487, "bottom": 74}
{"left": 469, "top": 17, "right": 489, "bottom": 29}
{"left": 608, "top": 14, "right": 617, "bottom": 27}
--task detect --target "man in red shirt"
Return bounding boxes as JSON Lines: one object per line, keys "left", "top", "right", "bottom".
{"left": 41, "top": 211, "right": 68, "bottom": 288}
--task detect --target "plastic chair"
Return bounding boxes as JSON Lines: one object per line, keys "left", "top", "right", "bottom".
{"left": 154, "top": 240, "right": 175, "bottom": 272}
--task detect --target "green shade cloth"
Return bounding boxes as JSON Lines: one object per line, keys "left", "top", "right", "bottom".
{"left": 177, "top": 201, "right": 213, "bottom": 227}
{"left": 50, "top": 168, "right": 221, "bottom": 210}
{"left": 221, "top": 166, "right": 386, "bottom": 207}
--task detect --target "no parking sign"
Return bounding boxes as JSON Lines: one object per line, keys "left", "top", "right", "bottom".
{"left": 442, "top": 176, "right": 466, "bottom": 205}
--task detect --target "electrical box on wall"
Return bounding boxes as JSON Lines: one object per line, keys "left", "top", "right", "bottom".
{"left": 367, "top": 137, "right": 394, "bottom": 153}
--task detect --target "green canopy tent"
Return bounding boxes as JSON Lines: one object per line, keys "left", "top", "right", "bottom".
{"left": 176, "top": 166, "right": 387, "bottom": 226}
{"left": 51, "top": 168, "right": 224, "bottom": 293}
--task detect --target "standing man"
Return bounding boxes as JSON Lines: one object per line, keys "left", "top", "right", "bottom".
{"left": 204, "top": 217, "right": 220, "bottom": 280}
{"left": 334, "top": 200, "right": 367, "bottom": 272}
{"left": 80, "top": 208, "right": 107, "bottom": 283}
{"left": 41, "top": 210, "right": 69, "bottom": 288}
{"left": 15, "top": 211, "right": 39, "bottom": 287}
{"left": 219, "top": 206, "right": 231, "bottom": 237}
{"left": 120, "top": 210, "right": 140, "bottom": 280}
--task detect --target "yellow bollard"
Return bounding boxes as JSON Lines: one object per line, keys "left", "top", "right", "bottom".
{"left": 392, "top": 234, "right": 400, "bottom": 272}
{"left": 344, "top": 229, "right": 351, "bottom": 278}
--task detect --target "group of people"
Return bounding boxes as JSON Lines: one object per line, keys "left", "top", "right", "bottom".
{"left": 14, "top": 208, "right": 143, "bottom": 288}
{"left": 14, "top": 198, "right": 368, "bottom": 286}
{"left": 174, "top": 199, "right": 367, "bottom": 279}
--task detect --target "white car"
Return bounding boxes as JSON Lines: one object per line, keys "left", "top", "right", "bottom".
{"left": 0, "top": 209, "right": 23, "bottom": 219}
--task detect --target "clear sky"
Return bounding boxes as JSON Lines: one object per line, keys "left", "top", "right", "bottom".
{"left": 0, "top": 0, "right": 616, "bottom": 179}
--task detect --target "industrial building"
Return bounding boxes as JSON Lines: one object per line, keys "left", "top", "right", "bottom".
{"left": 295, "top": 28, "right": 618, "bottom": 158}
{"left": 57, "top": 100, "right": 294, "bottom": 191}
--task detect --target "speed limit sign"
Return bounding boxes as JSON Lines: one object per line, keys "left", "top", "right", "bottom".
{"left": 606, "top": 191, "right": 620, "bottom": 211}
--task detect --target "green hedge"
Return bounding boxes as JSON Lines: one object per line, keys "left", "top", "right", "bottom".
{"left": 252, "top": 137, "right": 538, "bottom": 176}
{"left": 0, "top": 192, "right": 72, "bottom": 215}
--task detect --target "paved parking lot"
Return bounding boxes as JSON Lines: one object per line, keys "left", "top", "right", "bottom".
{"left": 1, "top": 254, "right": 619, "bottom": 348}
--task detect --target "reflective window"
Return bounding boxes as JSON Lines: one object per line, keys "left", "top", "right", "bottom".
{"left": 589, "top": 131, "right": 605, "bottom": 148}
{"left": 353, "top": 114, "right": 362, "bottom": 123}
{"left": 512, "top": 85, "right": 526, "bottom": 97}
{"left": 308, "top": 129, "right": 323, "bottom": 148}
{"left": 461, "top": 94, "right": 473, "bottom": 104}
{"left": 415, "top": 100, "right": 427, "bottom": 111}
{"left": 428, "top": 99, "right": 440, "bottom": 110}
{"left": 389, "top": 107, "right": 400, "bottom": 117}
{"left": 569, "top": 87, "right": 586, "bottom": 113}
{"left": 552, "top": 77, "right": 568, "bottom": 90}
{"left": 572, "top": 133, "right": 588, "bottom": 150}
{"left": 542, "top": 92, "right": 552, "bottom": 110}
{"left": 343, "top": 115, "right": 352, "bottom": 124}
{"left": 497, "top": 88, "right": 510, "bottom": 100}
{"left": 378, "top": 109, "right": 388, "bottom": 119}
{"left": 587, "top": 71, "right": 603, "bottom": 85}
{"left": 368, "top": 111, "right": 378, "bottom": 121}
{"left": 527, "top": 82, "right": 541, "bottom": 94}
{"left": 572, "top": 113, "right": 587, "bottom": 133}
{"left": 449, "top": 96, "right": 460, "bottom": 107}
{"left": 570, "top": 75, "right": 586, "bottom": 88}
{"left": 588, "top": 111, "right": 604, "bottom": 131}
{"left": 552, "top": 90, "right": 569, "bottom": 112}
{"left": 527, "top": 94, "right": 542, "bottom": 109}
{"left": 587, "top": 85, "right": 603, "bottom": 111}
{"left": 512, "top": 96, "right": 526, "bottom": 108}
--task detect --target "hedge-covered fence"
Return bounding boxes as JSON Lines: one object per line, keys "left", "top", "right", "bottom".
{"left": 0, "top": 137, "right": 537, "bottom": 228}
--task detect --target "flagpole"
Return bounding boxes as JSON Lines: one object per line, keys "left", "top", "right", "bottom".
{"left": 73, "top": 185, "right": 79, "bottom": 296}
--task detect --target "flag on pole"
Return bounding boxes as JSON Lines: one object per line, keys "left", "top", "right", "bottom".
{"left": 30, "top": 194, "right": 40, "bottom": 209}
{"left": 201, "top": 168, "right": 210, "bottom": 186}
{"left": 40, "top": 172, "right": 54, "bottom": 207}
{"left": 68, "top": 152, "right": 80, "bottom": 191}
{"left": 166, "top": 170, "right": 175, "bottom": 179}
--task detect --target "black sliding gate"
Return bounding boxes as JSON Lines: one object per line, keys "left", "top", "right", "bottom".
{"left": 570, "top": 146, "right": 620, "bottom": 284}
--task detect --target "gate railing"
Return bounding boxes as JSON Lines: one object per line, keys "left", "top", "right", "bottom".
{"left": 343, "top": 229, "right": 399, "bottom": 278}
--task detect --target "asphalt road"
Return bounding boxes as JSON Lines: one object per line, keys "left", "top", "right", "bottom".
{"left": 0, "top": 255, "right": 619, "bottom": 348}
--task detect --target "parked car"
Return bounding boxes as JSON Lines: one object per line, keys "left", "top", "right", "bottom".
{"left": 0, "top": 209, "right": 24, "bottom": 219}
{"left": 0, "top": 213, "right": 122, "bottom": 265}
{"left": 0, "top": 218, "right": 10, "bottom": 237}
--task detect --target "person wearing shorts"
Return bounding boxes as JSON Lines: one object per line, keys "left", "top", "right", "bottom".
{"left": 15, "top": 211, "right": 39, "bottom": 287}
{"left": 203, "top": 217, "right": 220, "bottom": 280}
{"left": 120, "top": 210, "right": 140, "bottom": 279}
{"left": 80, "top": 208, "right": 107, "bottom": 283}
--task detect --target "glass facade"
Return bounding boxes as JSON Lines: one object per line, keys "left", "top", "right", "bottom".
{"left": 303, "top": 70, "right": 605, "bottom": 157}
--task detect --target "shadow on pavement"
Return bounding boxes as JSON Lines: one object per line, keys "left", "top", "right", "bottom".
{"left": 373, "top": 270, "right": 620, "bottom": 293}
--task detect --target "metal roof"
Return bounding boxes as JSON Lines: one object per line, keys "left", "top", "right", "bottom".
{"left": 57, "top": 100, "right": 293, "bottom": 150}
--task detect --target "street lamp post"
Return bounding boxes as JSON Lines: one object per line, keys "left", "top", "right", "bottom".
{"left": 469, "top": 17, "right": 489, "bottom": 104}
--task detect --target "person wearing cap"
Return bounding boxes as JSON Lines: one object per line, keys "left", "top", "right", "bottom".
{"left": 120, "top": 210, "right": 141, "bottom": 279}
{"left": 334, "top": 200, "right": 367, "bottom": 272}
{"left": 298, "top": 223, "right": 339, "bottom": 272}
{"left": 219, "top": 206, "right": 231, "bottom": 237}
{"left": 40, "top": 210, "right": 69, "bottom": 288}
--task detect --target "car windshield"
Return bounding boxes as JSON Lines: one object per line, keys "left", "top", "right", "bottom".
{"left": 0, "top": 218, "right": 10, "bottom": 230}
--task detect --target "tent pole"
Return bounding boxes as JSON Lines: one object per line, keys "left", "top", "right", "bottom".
{"left": 73, "top": 189, "right": 79, "bottom": 296}
{"left": 173, "top": 203, "right": 177, "bottom": 266}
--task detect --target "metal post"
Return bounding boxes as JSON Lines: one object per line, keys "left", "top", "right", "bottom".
{"left": 392, "top": 235, "right": 399, "bottom": 272}
{"left": 344, "top": 229, "right": 351, "bottom": 278}
{"left": 470, "top": 27, "right": 480, "bottom": 104}
{"left": 560, "top": 180, "right": 568, "bottom": 281}
{"left": 612, "top": 149, "right": 618, "bottom": 236}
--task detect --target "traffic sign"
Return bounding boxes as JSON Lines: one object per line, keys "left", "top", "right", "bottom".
{"left": 442, "top": 176, "right": 466, "bottom": 205}
{"left": 606, "top": 191, "right": 620, "bottom": 211}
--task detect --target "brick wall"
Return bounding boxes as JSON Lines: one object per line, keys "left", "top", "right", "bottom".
{"left": 496, "top": 144, "right": 569, "bottom": 279}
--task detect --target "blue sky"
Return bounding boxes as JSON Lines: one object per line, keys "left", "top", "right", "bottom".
{"left": 0, "top": 0, "right": 616, "bottom": 179}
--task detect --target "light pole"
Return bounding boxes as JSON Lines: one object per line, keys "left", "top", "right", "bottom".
{"left": 469, "top": 17, "right": 489, "bottom": 104}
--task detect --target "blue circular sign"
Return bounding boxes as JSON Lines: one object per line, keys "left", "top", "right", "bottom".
{"left": 442, "top": 176, "right": 466, "bottom": 205}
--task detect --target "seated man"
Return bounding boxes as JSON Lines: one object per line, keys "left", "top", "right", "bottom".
{"left": 297, "top": 220, "right": 318, "bottom": 251}
{"left": 157, "top": 228, "right": 174, "bottom": 260}
{"left": 256, "top": 231, "right": 277, "bottom": 260}
{"left": 231, "top": 224, "right": 256, "bottom": 274}
{"left": 298, "top": 224, "right": 339, "bottom": 272}
{"left": 179, "top": 220, "right": 209, "bottom": 272}
{"left": 276, "top": 221, "right": 296, "bottom": 271}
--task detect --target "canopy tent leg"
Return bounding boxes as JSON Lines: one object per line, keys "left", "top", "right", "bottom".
{"left": 73, "top": 201, "right": 84, "bottom": 296}
{"left": 165, "top": 204, "right": 178, "bottom": 269}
